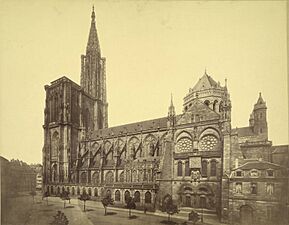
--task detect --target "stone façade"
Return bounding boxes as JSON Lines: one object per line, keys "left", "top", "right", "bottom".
{"left": 42, "top": 8, "right": 289, "bottom": 225}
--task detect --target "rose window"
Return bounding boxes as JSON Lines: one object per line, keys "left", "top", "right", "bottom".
{"left": 199, "top": 135, "right": 218, "bottom": 151}
{"left": 176, "top": 138, "right": 192, "bottom": 152}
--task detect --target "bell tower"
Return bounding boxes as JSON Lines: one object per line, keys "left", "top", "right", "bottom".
{"left": 80, "top": 7, "right": 108, "bottom": 129}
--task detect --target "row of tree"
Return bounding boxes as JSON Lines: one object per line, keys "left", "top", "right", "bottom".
{"left": 36, "top": 191, "right": 199, "bottom": 223}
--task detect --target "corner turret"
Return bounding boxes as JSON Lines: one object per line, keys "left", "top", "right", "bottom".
{"left": 249, "top": 92, "right": 268, "bottom": 139}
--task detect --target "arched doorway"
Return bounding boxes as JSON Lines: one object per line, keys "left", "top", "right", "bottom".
{"left": 180, "top": 185, "right": 214, "bottom": 209}
{"left": 185, "top": 195, "right": 191, "bottom": 207}
{"left": 240, "top": 205, "right": 253, "bottom": 225}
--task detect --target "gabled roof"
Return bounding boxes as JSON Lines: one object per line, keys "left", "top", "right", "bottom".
{"left": 192, "top": 72, "right": 218, "bottom": 92}
{"left": 177, "top": 99, "right": 220, "bottom": 125}
{"left": 231, "top": 126, "right": 254, "bottom": 137}
{"left": 91, "top": 117, "right": 168, "bottom": 139}
{"left": 272, "top": 145, "right": 289, "bottom": 154}
{"left": 233, "top": 160, "right": 283, "bottom": 170}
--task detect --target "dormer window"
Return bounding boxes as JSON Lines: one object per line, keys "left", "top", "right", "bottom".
{"left": 267, "top": 169, "right": 274, "bottom": 177}
{"left": 249, "top": 169, "right": 259, "bottom": 177}
{"left": 236, "top": 170, "right": 242, "bottom": 177}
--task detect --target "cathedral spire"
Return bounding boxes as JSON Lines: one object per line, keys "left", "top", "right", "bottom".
{"left": 86, "top": 6, "right": 100, "bottom": 54}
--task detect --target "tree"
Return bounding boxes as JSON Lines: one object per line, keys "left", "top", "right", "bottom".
{"left": 60, "top": 191, "right": 71, "bottom": 209}
{"left": 50, "top": 211, "right": 69, "bottom": 225}
{"left": 78, "top": 192, "right": 91, "bottom": 212}
{"left": 162, "top": 195, "right": 179, "bottom": 222}
{"left": 101, "top": 195, "right": 114, "bottom": 215}
{"left": 30, "top": 190, "right": 36, "bottom": 204}
{"left": 43, "top": 191, "right": 50, "bottom": 205}
{"left": 188, "top": 210, "right": 200, "bottom": 225}
{"left": 126, "top": 197, "right": 136, "bottom": 218}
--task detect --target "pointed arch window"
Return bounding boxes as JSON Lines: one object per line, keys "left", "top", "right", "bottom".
{"left": 185, "top": 161, "right": 190, "bottom": 176}
{"left": 145, "top": 191, "right": 152, "bottom": 203}
{"left": 201, "top": 160, "right": 208, "bottom": 177}
{"left": 210, "top": 160, "right": 217, "bottom": 177}
{"left": 119, "top": 171, "right": 124, "bottom": 182}
{"left": 105, "top": 171, "right": 114, "bottom": 184}
{"left": 115, "top": 190, "right": 120, "bottom": 201}
{"left": 177, "top": 161, "right": 183, "bottom": 177}
{"left": 134, "top": 191, "right": 140, "bottom": 203}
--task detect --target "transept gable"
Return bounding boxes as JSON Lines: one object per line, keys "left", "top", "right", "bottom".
{"left": 177, "top": 100, "right": 220, "bottom": 125}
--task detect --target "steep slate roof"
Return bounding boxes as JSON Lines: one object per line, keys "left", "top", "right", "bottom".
{"left": 271, "top": 145, "right": 289, "bottom": 154}
{"left": 233, "top": 160, "right": 283, "bottom": 170}
{"left": 192, "top": 72, "right": 218, "bottom": 92}
{"left": 231, "top": 126, "right": 254, "bottom": 137}
{"left": 91, "top": 117, "right": 168, "bottom": 139}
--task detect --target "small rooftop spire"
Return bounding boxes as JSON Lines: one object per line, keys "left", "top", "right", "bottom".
{"left": 168, "top": 93, "right": 175, "bottom": 117}
{"left": 204, "top": 68, "right": 207, "bottom": 75}
{"left": 91, "top": 5, "right": 95, "bottom": 22}
{"left": 256, "top": 92, "right": 265, "bottom": 104}
{"left": 225, "top": 78, "right": 227, "bottom": 87}
{"left": 170, "top": 93, "right": 174, "bottom": 107}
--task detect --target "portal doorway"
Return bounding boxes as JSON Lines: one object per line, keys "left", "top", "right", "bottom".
{"left": 240, "top": 205, "right": 253, "bottom": 225}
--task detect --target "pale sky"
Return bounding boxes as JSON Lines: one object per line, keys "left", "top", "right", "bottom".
{"left": 0, "top": 1, "right": 288, "bottom": 164}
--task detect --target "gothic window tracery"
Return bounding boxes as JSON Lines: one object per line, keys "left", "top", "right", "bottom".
{"left": 80, "top": 172, "right": 87, "bottom": 184}
{"left": 128, "top": 137, "right": 139, "bottom": 159}
{"left": 176, "top": 138, "right": 192, "bottom": 153}
{"left": 132, "top": 170, "right": 138, "bottom": 183}
{"left": 144, "top": 135, "right": 157, "bottom": 157}
{"left": 119, "top": 171, "right": 124, "bottom": 182}
{"left": 105, "top": 171, "right": 114, "bottom": 183}
{"left": 126, "top": 170, "right": 131, "bottom": 182}
{"left": 92, "top": 171, "right": 100, "bottom": 184}
{"left": 199, "top": 135, "right": 218, "bottom": 151}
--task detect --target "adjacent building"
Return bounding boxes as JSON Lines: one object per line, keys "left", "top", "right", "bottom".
{"left": 42, "top": 8, "right": 289, "bottom": 225}
{"left": 0, "top": 157, "right": 37, "bottom": 196}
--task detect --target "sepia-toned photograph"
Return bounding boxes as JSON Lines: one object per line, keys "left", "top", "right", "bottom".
{"left": 0, "top": 1, "right": 288, "bottom": 225}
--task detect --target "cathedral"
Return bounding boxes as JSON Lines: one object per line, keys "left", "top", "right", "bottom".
{"left": 43, "top": 8, "right": 288, "bottom": 225}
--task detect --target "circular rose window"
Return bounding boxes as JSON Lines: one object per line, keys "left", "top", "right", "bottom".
{"left": 176, "top": 138, "right": 192, "bottom": 152}
{"left": 199, "top": 135, "right": 218, "bottom": 151}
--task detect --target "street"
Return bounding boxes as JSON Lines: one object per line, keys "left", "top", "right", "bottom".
{"left": 2, "top": 192, "right": 222, "bottom": 225}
